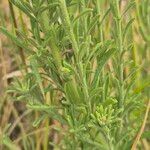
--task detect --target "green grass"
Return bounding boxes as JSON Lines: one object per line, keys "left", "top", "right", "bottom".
{"left": 0, "top": 0, "right": 150, "bottom": 149}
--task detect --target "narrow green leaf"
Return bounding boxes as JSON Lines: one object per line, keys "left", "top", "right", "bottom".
{"left": 92, "top": 48, "right": 116, "bottom": 86}
{"left": 0, "top": 27, "right": 31, "bottom": 52}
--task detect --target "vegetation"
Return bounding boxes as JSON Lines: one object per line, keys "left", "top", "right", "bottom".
{"left": 0, "top": 0, "right": 150, "bottom": 149}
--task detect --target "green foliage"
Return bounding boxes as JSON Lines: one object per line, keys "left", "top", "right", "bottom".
{"left": 0, "top": 0, "right": 149, "bottom": 149}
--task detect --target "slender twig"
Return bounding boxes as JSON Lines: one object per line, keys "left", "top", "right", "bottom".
{"left": 8, "top": 110, "right": 31, "bottom": 136}
{"left": 0, "top": 39, "right": 8, "bottom": 88}
{"left": 131, "top": 99, "right": 150, "bottom": 150}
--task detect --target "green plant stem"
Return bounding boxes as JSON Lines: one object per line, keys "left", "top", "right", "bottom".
{"left": 96, "top": 0, "right": 105, "bottom": 102}
{"left": 59, "top": 0, "right": 90, "bottom": 111}
{"left": 115, "top": 0, "right": 124, "bottom": 109}
{"left": 96, "top": 0, "right": 104, "bottom": 42}
{"left": 59, "top": 0, "right": 79, "bottom": 58}
{"left": 81, "top": 0, "right": 87, "bottom": 36}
